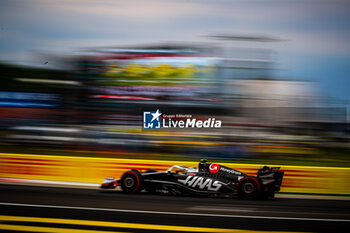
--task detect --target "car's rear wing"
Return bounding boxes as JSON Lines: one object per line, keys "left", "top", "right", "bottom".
{"left": 257, "top": 166, "right": 284, "bottom": 191}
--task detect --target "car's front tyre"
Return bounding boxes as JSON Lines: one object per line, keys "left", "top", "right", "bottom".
{"left": 121, "top": 170, "right": 144, "bottom": 194}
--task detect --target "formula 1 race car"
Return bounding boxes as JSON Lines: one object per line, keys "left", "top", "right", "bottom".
{"left": 101, "top": 160, "right": 284, "bottom": 199}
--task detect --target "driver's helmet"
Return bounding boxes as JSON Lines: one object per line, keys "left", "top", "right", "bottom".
{"left": 198, "top": 159, "right": 208, "bottom": 172}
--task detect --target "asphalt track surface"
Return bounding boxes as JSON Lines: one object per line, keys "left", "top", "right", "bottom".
{"left": 0, "top": 184, "right": 350, "bottom": 233}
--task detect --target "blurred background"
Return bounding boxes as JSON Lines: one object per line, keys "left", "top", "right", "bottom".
{"left": 0, "top": 0, "right": 350, "bottom": 167}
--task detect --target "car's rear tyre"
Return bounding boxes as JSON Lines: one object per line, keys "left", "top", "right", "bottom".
{"left": 121, "top": 170, "right": 143, "bottom": 194}
{"left": 237, "top": 176, "right": 261, "bottom": 199}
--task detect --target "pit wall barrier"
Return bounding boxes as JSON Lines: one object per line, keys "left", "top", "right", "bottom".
{"left": 1, "top": 153, "right": 349, "bottom": 195}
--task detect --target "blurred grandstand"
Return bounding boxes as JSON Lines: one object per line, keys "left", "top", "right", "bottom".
{"left": 0, "top": 42, "right": 349, "bottom": 167}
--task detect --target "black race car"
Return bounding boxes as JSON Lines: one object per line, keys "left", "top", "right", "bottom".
{"left": 100, "top": 160, "right": 284, "bottom": 199}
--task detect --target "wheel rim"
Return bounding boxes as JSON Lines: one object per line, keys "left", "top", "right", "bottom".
{"left": 124, "top": 177, "right": 134, "bottom": 188}
{"left": 242, "top": 182, "right": 255, "bottom": 194}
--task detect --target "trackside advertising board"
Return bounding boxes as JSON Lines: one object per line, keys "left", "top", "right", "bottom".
{"left": 0, "top": 153, "right": 349, "bottom": 195}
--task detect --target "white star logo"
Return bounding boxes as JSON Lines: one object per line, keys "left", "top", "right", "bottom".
{"left": 151, "top": 109, "right": 161, "bottom": 122}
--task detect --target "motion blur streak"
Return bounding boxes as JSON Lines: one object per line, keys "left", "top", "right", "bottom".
{"left": 1, "top": 1, "right": 349, "bottom": 233}
{"left": 1, "top": 43, "right": 349, "bottom": 172}
{"left": 0, "top": 224, "right": 126, "bottom": 233}
{"left": 1, "top": 203, "right": 349, "bottom": 222}
{"left": 2, "top": 184, "right": 349, "bottom": 232}
{"left": 1, "top": 153, "right": 350, "bottom": 195}
{"left": 0, "top": 215, "right": 303, "bottom": 233}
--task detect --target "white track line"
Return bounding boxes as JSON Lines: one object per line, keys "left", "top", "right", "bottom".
{"left": 1, "top": 202, "right": 349, "bottom": 222}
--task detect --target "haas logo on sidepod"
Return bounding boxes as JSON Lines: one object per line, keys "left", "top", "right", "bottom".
{"left": 209, "top": 163, "right": 220, "bottom": 173}
{"left": 178, "top": 176, "right": 222, "bottom": 191}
